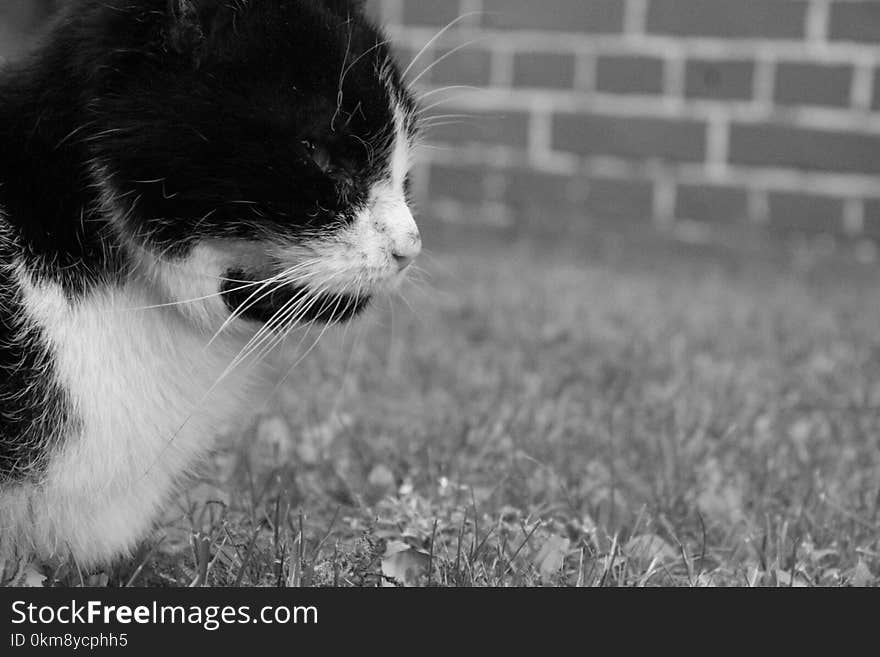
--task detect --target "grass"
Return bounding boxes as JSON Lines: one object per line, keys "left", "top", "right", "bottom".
{"left": 53, "top": 232, "right": 880, "bottom": 587}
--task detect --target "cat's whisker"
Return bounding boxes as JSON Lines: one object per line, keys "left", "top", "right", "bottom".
{"left": 409, "top": 262, "right": 433, "bottom": 278}
{"left": 117, "top": 279, "right": 265, "bottom": 313}
{"left": 243, "top": 285, "right": 337, "bottom": 382}
{"left": 54, "top": 121, "right": 99, "bottom": 150}
{"left": 400, "top": 272, "right": 432, "bottom": 298}
{"left": 277, "top": 278, "right": 343, "bottom": 336}
{"left": 334, "top": 277, "right": 363, "bottom": 353}
{"left": 386, "top": 292, "right": 397, "bottom": 371}
{"left": 259, "top": 285, "right": 353, "bottom": 405}
{"left": 401, "top": 275, "right": 428, "bottom": 295}
{"left": 408, "top": 36, "right": 490, "bottom": 90}
{"left": 394, "top": 285, "right": 425, "bottom": 327}
{"left": 340, "top": 38, "right": 393, "bottom": 90}
{"left": 80, "top": 127, "right": 136, "bottom": 144}
{"left": 351, "top": 133, "right": 376, "bottom": 165}
{"left": 415, "top": 84, "right": 483, "bottom": 103}
{"left": 221, "top": 301, "right": 302, "bottom": 379}
{"left": 120, "top": 262, "right": 327, "bottom": 315}
{"left": 403, "top": 257, "right": 458, "bottom": 304}
{"left": 269, "top": 287, "right": 338, "bottom": 359}
{"left": 225, "top": 271, "right": 341, "bottom": 373}
{"left": 419, "top": 120, "right": 473, "bottom": 131}
{"left": 322, "top": 288, "right": 369, "bottom": 420}
{"left": 233, "top": 283, "right": 313, "bottom": 352}
{"left": 206, "top": 259, "right": 325, "bottom": 346}
{"left": 227, "top": 282, "right": 327, "bottom": 373}
{"left": 206, "top": 274, "right": 292, "bottom": 346}
{"left": 415, "top": 249, "right": 460, "bottom": 280}
{"left": 413, "top": 143, "right": 456, "bottom": 152}
{"left": 419, "top": 109, "right": 480, "bottom": 121}
{"left": 416, "top": 91, "right": 484, "bottom": 115}
{"left": 332, "top": 18, "right": 355, "bottom": 131}
{"left": 207, "top": 281, "right": 302, "bottom": 352}
{"left": 401, "top": 12, "right": 483, "bottom": 81}
{"left": 279, "top": 275, "right": 356, "bottom": 346}
{"left": 269, "top": 289, "right": 332, "bottom": 356}
{"left": 399, "top": 285, "right": 435, "bottom": 312}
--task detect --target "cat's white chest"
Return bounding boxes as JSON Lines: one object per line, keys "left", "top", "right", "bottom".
{"left": 15, "top": 273, "right": 262, "bottom": 564}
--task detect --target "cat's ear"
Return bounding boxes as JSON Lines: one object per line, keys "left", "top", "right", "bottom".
{"left": 165, "top": 0, "right": 206, "bottom": 64}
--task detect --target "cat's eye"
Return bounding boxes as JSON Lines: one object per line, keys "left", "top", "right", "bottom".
{"left": 302, "top": 140, "right": 332, "bottom": 172}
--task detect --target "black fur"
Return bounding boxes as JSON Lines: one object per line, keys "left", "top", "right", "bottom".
{"left": 0, "top": 0, "right": 416, "bottom": 481}
{"left": 222, "top": 273, "right": 369, "bottom": 324}
{"left": 0, "top": 235, "right": 70, "bottom": 483}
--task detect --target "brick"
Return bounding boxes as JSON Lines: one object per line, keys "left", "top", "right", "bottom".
{"left": 830, "top": 2, "right": 880, "bottom": 42}
{"left": 863, "top": 200, "right": 880, "bottom": 238}
{"left": 646, "top": 0, "right": 808, "bottom": 39}
{"left": 513, "top": 52, "right": 576, "bottom": 89}
{"left": 685, "top": 59, "right": 754, "bottom": 100}
{"left": 553, "top": 113, "right": 707, "bottom": 162}
{"left": 427, "top": 47, "right": 492, "bottom": 86}
{"left": 428, "top": 163, "right": 488, "bottom": 203}
{"left": 729, "top": 124, "right": 880, "bottom": 174}
{"left": 426, "top": 110, "right": 531, "bottom": 148}
{"left": 504, "top": 171, "right": 654, "bottom": 223}
{"left": 767, "top": 192, "right": 845, "bottom": 234}
{"left": 482, "top": 0, "right": 625, "bottom": 33}
{"left": 582, "top": 177, "right": 655, "bottom": 220}
{"left": 774, "top": 62, "right": 853, "bottom": 108}
{"left": 596, "top": 55, "right": 664, "bottom": 95}
{"left": 500, "top": 168, "right": 580, "bottom": 232}
{"left": 400, "top": 1, "right": 461, "bottom": 27}
{"left": 676, "top": 184, "right": 749, "bottom": 223}
{"left": 505, "top": 168, "right": 580, "bottom": 210}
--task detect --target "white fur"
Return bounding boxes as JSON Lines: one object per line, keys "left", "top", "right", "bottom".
{"left": 2, "top": 262, "right": 265, "bottom": 566}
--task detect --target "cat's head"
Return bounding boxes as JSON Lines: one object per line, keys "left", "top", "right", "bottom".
{"left": 70, "top": 0, "right": 420, "bottom": 328}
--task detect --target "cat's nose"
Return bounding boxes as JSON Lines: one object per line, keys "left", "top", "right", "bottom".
{"left": 391, "top": 232, "right": 421, "bottom": 271}
{"left": 392, "top": 252, "right": 414, "bottom": 270}
{"left": 377, "top": 197, "right": 421, "bottom": 271}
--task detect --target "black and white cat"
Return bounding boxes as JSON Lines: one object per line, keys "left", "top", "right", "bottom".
{"left": 0, "top": 0, "right": 421, "bottom": 573}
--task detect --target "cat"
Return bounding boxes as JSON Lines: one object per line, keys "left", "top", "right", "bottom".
{"left": 0, "top": 0, "right": 421, "bottom": 575}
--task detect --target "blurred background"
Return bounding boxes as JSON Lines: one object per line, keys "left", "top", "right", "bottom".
{"left": 5, "top": 0, "right": 880, "bottom": 256}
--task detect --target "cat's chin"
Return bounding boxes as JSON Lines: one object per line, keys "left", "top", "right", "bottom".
{"left": 220, "top": 276, "right": 370, "bottom": 326}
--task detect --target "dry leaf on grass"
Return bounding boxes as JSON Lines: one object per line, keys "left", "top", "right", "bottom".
{"left": 381, "top": 540, "right": 430, "bottom": 587}
{"left": 534, "top": 535, "right": 571, "bottom": 581}
{"left": 20, "top": 566, "right": 47, "bottom": 588}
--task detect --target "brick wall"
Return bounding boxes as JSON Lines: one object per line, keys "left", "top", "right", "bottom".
{"left": 371, "top": 0, "right": 880, "bottom": 243}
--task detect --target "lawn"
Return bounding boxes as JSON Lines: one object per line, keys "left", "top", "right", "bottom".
{"left": 62, "top": 233, "right": 880, "bottom": 587}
